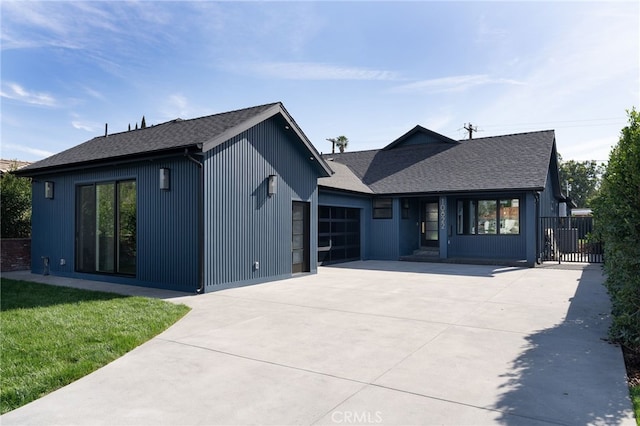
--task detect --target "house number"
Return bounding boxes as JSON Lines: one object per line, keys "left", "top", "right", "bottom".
{"left": 440, "top": 201, "right": 446, "bottom": 230}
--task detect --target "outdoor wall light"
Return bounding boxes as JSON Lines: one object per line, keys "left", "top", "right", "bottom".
{"left": 44, "top": 181, "right": 54, "bottom": 199}
{"left": 268, "top": 174, "right": 277, "bottom": 197}
{"left": 159, "top": 168, "right": 170, "bottom": 190}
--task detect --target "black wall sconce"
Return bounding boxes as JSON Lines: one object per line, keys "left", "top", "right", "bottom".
{"left": 159, "top": 168, "right": 170, "bottom": 190}
{"left": 268, "top": 174, "right": 277, "bottom": 197}
{"left": 44, "top": 181, "right": 54, "bottom": 199}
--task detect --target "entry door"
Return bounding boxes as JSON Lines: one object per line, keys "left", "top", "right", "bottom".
{"left": 420, "top": 200, "right": 439, "bottom": 247}
{"left": 292, "top": 201, "right": 310, "bottom": 273}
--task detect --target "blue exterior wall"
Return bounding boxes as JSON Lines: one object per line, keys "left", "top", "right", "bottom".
{"left": 399, "top": 197, "right": 420, "bottom": 256}
{"left": 30, "top": 156, "right": 200, "bottom": 292}
{"left": 203, "top": 116, "right": 321, "bottom": 291}
{"left": 370, "top": 198, "right": 400, "bottom": 260}
{"left": 539, "top": 169, "right": 559, "bottom": 217}
{"left": 318, "top": 190, "right": 372, "bottom": 260}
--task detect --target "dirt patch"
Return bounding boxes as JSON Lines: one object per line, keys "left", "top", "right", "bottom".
{"left": 623, "top": 345, "right": 640, "bottom": 387}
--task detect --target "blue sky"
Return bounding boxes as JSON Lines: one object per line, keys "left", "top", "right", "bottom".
{"left": 1, "top": 1, "right": 638, "bottom": 163}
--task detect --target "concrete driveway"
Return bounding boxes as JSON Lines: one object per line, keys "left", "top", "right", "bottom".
{"left": 1, "top": 262, "right": 635, "bottom": 425}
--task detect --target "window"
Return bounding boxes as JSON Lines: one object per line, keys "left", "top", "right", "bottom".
{"left": 76, "top": 180, "right": 136, "bottom": 275}
{"left": 401, "top": 198, "right": 410, "bottom": 219}
{"left": 457, "top": 198, "right": 519, "bottom": 235}
{"left": 373, "top": 198, "right": 393, "bottom": 219}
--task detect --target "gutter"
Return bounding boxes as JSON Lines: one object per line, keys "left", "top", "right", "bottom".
{"left": 534, "top": 191, "right": 541, "bottom": 265}
{"left": 185, "top": 148, "right": 205, "bottom": 294}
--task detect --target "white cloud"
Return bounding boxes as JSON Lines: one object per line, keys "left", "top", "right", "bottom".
{"left": 0, "top": 82, "right": 56, "bottom": 106}
{"left": 2, "top": 143, "right": 54, "bottom": 159}
{"left": 248, "top": 62, "right": 399, "bottom": 81}
{"left": 391, "top": 74, "right": 524, "bottom": 94}
{"left": 71, "top": 121, "right": 98, "bottom": 132}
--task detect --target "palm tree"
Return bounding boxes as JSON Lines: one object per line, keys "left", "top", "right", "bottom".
{"left": 326, "top": 135, "right": 349, "bottom": 154}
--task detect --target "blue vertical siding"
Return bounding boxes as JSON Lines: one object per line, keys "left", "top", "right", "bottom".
{"left": 370, "top": 198, "right": 400, "bottom": 260}
{"left": 539, "top": 169, "right": 559, "bottom": 216}
{"left": 398, "top": 197, "right": 420, "bottom": 256}
{"left": 30, "top": 157, "right": 199, "bottom": 292}
{"left": 318, "top": 190, "right": 372, "bottom": 260}
{"left": 203, "top": 117, "right": 320, "bottom": 291}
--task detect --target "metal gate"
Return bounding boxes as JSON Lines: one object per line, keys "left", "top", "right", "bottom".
{"left": 540, "top": 216, "right": 604, "bottom": 263}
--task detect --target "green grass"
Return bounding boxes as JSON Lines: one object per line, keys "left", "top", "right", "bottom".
{"left": 631, "top": 384, "right": 640, "bottom": 425}
{"left": 0, "top": 279, "right": 190, "bottom": 414}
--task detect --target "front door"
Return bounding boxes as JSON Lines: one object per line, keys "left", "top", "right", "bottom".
{"left": 420, "top": 200, "right": 439, "bottom": 247}
{"left": 292, "top": 201, "right": 310, "bottom": 273}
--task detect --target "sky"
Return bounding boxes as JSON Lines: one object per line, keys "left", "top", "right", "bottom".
{"left": 1, "top": 1, "right": 638, "bottom": 164}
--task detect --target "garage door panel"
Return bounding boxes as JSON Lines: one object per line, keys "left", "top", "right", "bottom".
{"left": 318, "top": 206, "right": 361, "bottom": 265}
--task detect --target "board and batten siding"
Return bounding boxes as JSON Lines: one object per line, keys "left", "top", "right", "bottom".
{"left": 203, "top": 117, "right": 319, "bottom": 291}
{"left": 30, "top": 157, "right": 200, "bottom": 292}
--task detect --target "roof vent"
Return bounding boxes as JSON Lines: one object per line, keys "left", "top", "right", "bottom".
{"left": 172, "top": 118, "right": 183, "bottom": 123}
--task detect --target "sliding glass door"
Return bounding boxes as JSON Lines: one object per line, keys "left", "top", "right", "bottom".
{"left": 76, "top": 180, "right": 136, "bottom": 275}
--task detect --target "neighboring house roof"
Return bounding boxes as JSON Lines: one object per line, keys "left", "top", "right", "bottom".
{"left": 17, "top": 102, "right": 331, "bottom": 177}
{"left": 0, "top": 159, "right": 31, "bottom": 174}
{"left": 323, "top": 128, "right": 558, "bottom": 195}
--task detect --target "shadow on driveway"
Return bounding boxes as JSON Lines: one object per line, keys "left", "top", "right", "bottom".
{"left": 493, "top": 266, "right": 634, "bottom": 425}
{"left": 325, "top": 259, "right": 523, "bottom": 278}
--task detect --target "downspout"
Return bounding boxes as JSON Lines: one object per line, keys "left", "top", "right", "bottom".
{"left": 534, "top": 191, "right": 541, "bottom": 265}
{"left": 185, "top": 149, "right": 205, "bottom": 294}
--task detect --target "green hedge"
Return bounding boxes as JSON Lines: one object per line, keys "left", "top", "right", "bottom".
{"left": 592, "top": 108, "right": 640, "bottom": 349}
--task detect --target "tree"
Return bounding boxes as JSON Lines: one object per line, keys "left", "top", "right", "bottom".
{"left": 557, "top": 155, "right": 604, "bottom": 207}
{"left": 327, "top": 136, "right": 349, "bottom": 154}
{"left": 141, "top": 115, "right": 147, "bottom": 129}
{"left": 592, "top": 108, "right": 640, "bottom": 350}
{"left": 0, "top": 164, "right": 31, "bottom": 238}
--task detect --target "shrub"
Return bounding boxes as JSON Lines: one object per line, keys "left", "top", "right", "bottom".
{"left": 592, "top": 108, "right": 640, "bottom": 349}
{"left": 0, "top": 165, "right": 31, "bottom": 238}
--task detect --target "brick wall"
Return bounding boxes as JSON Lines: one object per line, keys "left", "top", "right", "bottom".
{"left": 1, "top": 238, "right": 31, "bottom": 272}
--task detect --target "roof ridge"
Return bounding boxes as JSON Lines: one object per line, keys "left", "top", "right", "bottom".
{"left": 459, "top": 129, "right": 555, "bottom": 141}
{"left": 95, "top": 102, "right": 283, "bottom": 139}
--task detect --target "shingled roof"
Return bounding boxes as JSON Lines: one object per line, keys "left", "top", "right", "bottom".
{"left": 320, "top": 129, "right": 558, "bottom": 195}
{"left": 18, "top": 102, "right": 331, "bottom": 177}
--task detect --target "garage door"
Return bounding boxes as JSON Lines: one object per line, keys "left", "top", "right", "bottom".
{"left": 318, "top": 206, "right": 361, "bottom": 265}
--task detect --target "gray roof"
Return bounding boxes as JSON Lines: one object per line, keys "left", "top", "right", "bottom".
{"left": 18, "top": 102, "right": 332, "bottom": 177}
{"left": 318, "top": 160, "right": 373, "bottom": 194}
{"left": 323, "top": 130, "right": 557, "bottom": 195}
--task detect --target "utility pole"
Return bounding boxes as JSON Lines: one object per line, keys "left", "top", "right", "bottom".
{"left": 464, "top": 123, "right": 478, "bottom": 140}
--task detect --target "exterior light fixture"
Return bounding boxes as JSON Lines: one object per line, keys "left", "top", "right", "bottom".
{"left": 44, "top": 181, "right": 54, "bottom": 199}
{"left": 159, "top": 168, "right": 170, "bottom": 190}
{"left": 268, "top": 174, "right": 277, "bottom": 197}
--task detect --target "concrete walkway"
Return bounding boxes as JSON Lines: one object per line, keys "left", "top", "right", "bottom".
{"left": 1, "top": 262, "right": 635, "bottom": 425}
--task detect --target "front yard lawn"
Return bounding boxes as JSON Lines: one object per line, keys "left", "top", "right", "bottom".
{"left": 0, "top": 278, "right": 190, "bottom": 414}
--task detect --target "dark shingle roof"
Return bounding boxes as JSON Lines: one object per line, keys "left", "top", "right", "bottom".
{"left": 19, "top": 102, "right": 282, "bottom": 173}
{"left": 325, "top": 130, "right": 556, "bottom": 195}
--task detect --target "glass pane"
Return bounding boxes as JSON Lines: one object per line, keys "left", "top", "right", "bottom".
{"left": 457, "top": 200, "right": 464, "bottom": 234}
{"left": 373, "top": 198, "right": 392, "bottom": 208}
{"left": 292, "top": 234, "right": 304, "bottom": 250}
{"left": 76, "top": 185, "right": 96, "bottom": 272}
{"left": 292, "top": 250, "right": 303, "bottom": 264}
{"left": 478, "top": 200, "right": 497, "bottom": 234}
{"left": 292, "top": 220, "right": 303, "bottom": 235}
{"left": 373, "top": 208, "right": 392, "bottom": 219}
{"left": 500, "top": 198, "right": 519, "bottom": 235}
{"left": 469, "top": 200, "right": 476, "bottom": 234}
{"left": 96, "top": 183, "right": 115, "bottom": 272}
{"left": 118, "top": 181, "right": 136, "bottom": 275}
{"left": 425, "top": 231, "right": 438, "bottom": 241}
